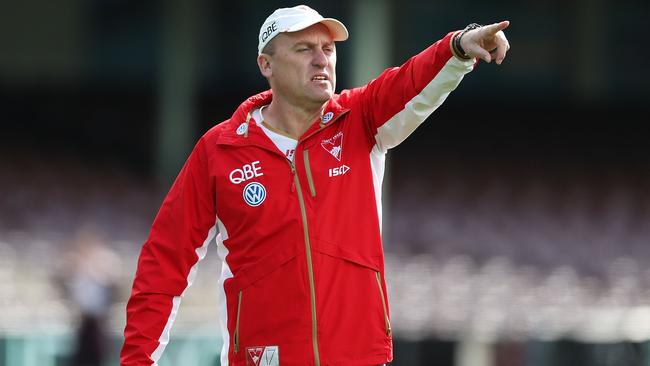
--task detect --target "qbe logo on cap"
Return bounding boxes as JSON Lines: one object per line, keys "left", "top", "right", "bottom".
{"left": 243, "top": 182, "right": 266, "bottom": 207}
{"left": 260, "top": 21, "right": 278, "bottom": 44}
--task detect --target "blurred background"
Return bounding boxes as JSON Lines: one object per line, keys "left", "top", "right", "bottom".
{"left": 1, "top": 0, "right": 649, "bottom": 365}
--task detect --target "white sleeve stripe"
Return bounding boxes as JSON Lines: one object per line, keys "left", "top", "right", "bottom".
{"left": 216, "top": 218, "right": 233, "bottom": 366}
{"left": 150, "top": 223, "right": 218, "bottom": 365}
{"left": 369, "top": 145, "right": 386, "bottom": 234}
{"left": 151, "top": 296, "right": 181, "bottom": 364}
{"left": 374, "top": 56, "right": 474, "bottom": 152}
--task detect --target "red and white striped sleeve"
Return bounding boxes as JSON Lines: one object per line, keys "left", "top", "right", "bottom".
{"left": 350, "top": 31, "right": 476, "bottom": 152}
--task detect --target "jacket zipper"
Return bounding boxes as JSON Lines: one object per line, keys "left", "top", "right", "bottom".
{"left": 225, "top": 114, "right": 349, "bottom": 362}
{"left": 290, "top": 112, "right": 349, "bottom": 365}
{"left": 303, "top": 150, "right": 316, "bottom": 197}
{"left": 375, "top": 272, "right": 392, "bottom": 335}
{"left": 289, "top": 161, "right": 321, "bottom": 366}
{"left": 234, "top": 290, "right": 242, "bottom": 353}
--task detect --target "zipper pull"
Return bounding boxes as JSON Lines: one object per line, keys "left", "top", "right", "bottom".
{"left": 289, "top": 162, "right": 296, "bottom": 193}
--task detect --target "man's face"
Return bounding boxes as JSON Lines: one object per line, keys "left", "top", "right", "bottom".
{"left": 260, "top": 23, "right": 337, "bottom": 108}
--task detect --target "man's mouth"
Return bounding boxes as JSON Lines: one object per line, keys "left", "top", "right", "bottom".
{"left": 312, "top": 75, "right": 328, "bottom": 81}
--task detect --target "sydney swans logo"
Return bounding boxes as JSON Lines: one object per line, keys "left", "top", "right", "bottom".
{"left": 321, "top": 131, "right": 343, "bottom": 161}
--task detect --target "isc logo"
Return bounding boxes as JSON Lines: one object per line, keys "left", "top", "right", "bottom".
{"left": 328, "top": 164, "right": 350, "bottom": 177}
{"left": 230, "top": 161, "right": 263, "bottom": 184}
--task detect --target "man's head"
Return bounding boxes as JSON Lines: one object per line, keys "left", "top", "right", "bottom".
{"left": 257, "top": 5, "right": 348, "bottom": 56}
{"left": 257, "top": 6, "right": 348, "bottom": 108}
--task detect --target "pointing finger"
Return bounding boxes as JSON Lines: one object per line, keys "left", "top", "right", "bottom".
{"left": 480, "top": 21, "right": 510, "bottom": 36}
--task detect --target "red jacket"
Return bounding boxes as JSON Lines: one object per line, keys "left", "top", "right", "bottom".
{"left": 121, "top": 32, "right": 474, "bottom": 366}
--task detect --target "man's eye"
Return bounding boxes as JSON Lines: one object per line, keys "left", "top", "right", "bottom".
{"left": 298, "top": 48, "right": 309, "bottom": 52}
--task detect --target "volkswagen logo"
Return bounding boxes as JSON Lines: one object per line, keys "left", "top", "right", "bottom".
{"left": 236, "top": 122, "right": 248, "bottom": 135}
{"left": 243, "top": 182, "right": 266, "bottom": 207}
{"left": 321, "top": 111, "right": 334, "bottom": 124}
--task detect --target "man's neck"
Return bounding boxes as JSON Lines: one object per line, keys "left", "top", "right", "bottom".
{"left": 262, "top": 97, "right": 326, "bottom": 139}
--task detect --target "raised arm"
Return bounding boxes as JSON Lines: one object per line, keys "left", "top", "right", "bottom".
{"left": 343, "top": 21, "right": 510, "bottom": 151}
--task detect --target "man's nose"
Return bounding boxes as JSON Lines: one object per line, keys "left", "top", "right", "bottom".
{"left": 312, "top": 49, "right": 328, "bottom": 68}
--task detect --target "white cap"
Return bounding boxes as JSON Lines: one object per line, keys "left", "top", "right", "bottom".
{"left": 258, "top": 5, "right": 349, "bottom": 55}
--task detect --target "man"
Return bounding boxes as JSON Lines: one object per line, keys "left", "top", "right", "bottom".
{"left": 121, "top": 5, "right": 510, "bottom": 366}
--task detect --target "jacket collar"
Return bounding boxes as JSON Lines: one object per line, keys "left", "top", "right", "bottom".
{"left": 218, "top": 90, "right": 349, "bottom": 147}
{"left": 229, "top": 90, "right": 273, "bottom": 125}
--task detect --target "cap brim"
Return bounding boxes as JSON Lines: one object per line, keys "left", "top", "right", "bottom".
{"left": 286, "top": 18, "right": 349, "bottom": 41}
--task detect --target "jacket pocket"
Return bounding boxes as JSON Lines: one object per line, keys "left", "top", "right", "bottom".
{"left": 225, "top": 253, "right": 311, "bottom": 364}
{"left": 234, "top": 290, "right": 243, "bottom": 353}
{"left": 375, "top": 271, "right": 392, "bottom": 336}
{"left": 309, "top": 244, "right": 392, "bottom": 362}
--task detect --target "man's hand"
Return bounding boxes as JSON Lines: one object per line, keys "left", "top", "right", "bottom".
{"left": 460, "top": 21, "right": 510, "bottom": 65}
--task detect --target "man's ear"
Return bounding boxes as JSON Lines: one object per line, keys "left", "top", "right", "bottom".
{"left": 257, "top": 54, "right": 272, "bottom": 78}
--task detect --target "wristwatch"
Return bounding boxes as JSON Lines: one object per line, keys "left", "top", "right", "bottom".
{"left": 452, "top": 23, "right": 482, "bottom": 59}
